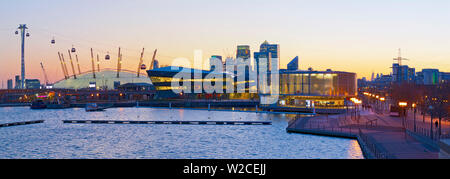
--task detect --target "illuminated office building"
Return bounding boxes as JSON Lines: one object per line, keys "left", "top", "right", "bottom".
{"left": 210, "top": 55, "right": 222, "bottom": 71}
{"left": 148, "top": 66, "right": 257, "bottom": 100}
{"left": 236, "top": 45, "right": 250, "bottom": 59}
{"left": 261, "top": 69, "right": 357, "bottom": 113}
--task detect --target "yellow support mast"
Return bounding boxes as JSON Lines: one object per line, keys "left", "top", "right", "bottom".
{"left": 150, "top": 49, "right": 157, "bottom": 70}
{"left": 58, "top": 52, "right": 67, "bottom": 79}
{"left": 91, "top": 48, "right": 96, "bottom": 79}
{"left": 67, "top": 49, "right": 77, "bottom": 79}
{"left": 75, "top": 54, "right": 81, "bottom": 75}
{"left": 116, "top": 47, "right": 121, "bottom": 78}
{"left": 137, "top": 48, "right": 145, "bottom": 77}
{"left": 61, "top": 53, "right": 70, "bottom": 79}
{"left": 97, "top": 54, "right": 100, "bottom": 73}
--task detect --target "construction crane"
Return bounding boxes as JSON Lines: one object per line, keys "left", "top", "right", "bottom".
{"left": 40, "top": 62, "right": 49, "bottom": 86}
{"left": 393, "top": 48, "right": 409, "bottom": 66}
{"left": 58, "top": 52, "right": 68, "bottom": 79}
{"left": 150, "top": 49, "right": 158, "bottom": 70}
{"left": 137, "top": 48, "right": 145, "bottom": 77}
{"left": 67, "top": 50, "right": 77, "bottom": 79}
{"left": 117, "top": 47, "right": 122, "bottom": 78}
{"left": 90, "top": 48, "right": 96, "bottom": 78}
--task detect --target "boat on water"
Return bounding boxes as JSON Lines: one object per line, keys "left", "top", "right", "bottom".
{"left": 85, "top": 103, "right": 107, "bottom": 112}
{"left": 30, "top": 99, "right": 47, "bottom": 109}
{"left": 47, "top": 99, "right": 70, "bottom": 109}
{"left": 47, "top": 102, "right": 70, "bottom": 109}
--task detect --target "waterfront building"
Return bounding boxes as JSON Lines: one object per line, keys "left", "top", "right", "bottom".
{"left": 147, "top": 66, "right": 257, "bottom": 100}
{"left": 421, "top": 69, "right": 440, "bottom": 85}
{"left": 7, "top": 79, "right": 13, "bottom": 89}
{"left": 114, "top": 81, "right": 121, "bottom": 89}
{"left": 287, "top": 56, "right": 299, "bottom": 71}
{"left": 261, "top": 69, "right": 357, "bottom": 113}
{"left": 224, "top": 57, "right": 236, "bottom": 74}
{"left": 254, "top": 41, "right": 280, "bottom": 73}
{"left": 117, "top": 83, "right": 156, "bottom": 101}
{"left": 14, "top": 75, "right": 20, "bottom": 89}
{"left": 210, "top": 55, "right": 222, "bottom": 71}
{"left": 253, "top": 41, "right": 280, "bottom": 94}
{"left": 25, "top": 79, "right": 41, "bottom": 89}
{"left": 441, "top": 72, "right": 450, "bottom": 83}
{"left": 392, "top": 63, "right": 415, "bottom": 83}
{"left": 236, "top": 45, "right": 251, "bottom": 59}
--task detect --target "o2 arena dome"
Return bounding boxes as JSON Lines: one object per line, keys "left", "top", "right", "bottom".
{"left": 53, "top": 69, "right": 152, "bottom": 90}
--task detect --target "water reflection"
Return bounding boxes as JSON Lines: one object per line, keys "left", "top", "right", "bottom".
{"left": 0, "top": 107, "right": 363, "bottom": 159}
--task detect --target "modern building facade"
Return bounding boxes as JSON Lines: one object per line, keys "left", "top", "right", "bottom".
{"left": 210, "top": 55, "right": 222, "bottom": 71}
{"left": 14, "top": 75, "right": 20, "bottom": 89}
{"left": 287, "top": 56, "right": 299, "bottom": 71}
{"left": 422, "top": 69, "right": 440, "bottom": 85}
{"left": 25, "top": 79, "right": 41, "bottom": 89}
{"left": 7, "top": 79, "right": 13, "bottom": 89}
{"left": 260, "top": 69, "right": 357, "bottom": 113}
{"left": 147, "top": 66, "right": 257, "bottom": 100}
{"left": 236, "top": 45, "right": 250, "bottom": 59}
{"left": 254, "top": 41, "right": 280, "bottom": 73}
{"left": 392, "top": 63, "right": 415, "bottom": 83}
{"left": 441, "top": 72, "right": 450, "bottom": 83}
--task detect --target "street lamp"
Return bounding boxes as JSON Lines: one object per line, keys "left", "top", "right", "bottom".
{"left": 399, "top": 102, "right": 408, "bottom": 128}
{"left": 412, "top": 103, "right": 417, "bottom": 132}
{"left": 354, "top": 99, "right": 362, "bottom": 122}
{"left": 379, "top": 97, "right": 385, "bottom": 114}
{"left": 428, "top": 105, "right": 434, "bottom": 139}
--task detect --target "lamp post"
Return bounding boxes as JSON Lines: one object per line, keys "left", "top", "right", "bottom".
{"left": 428, "top": 105, "right": 434, "bottom": 140}
{"left": 412, "top": 103, "right": 417, "bottom": 132}
{"left": 354, "top": 99, "right": 362, "bottom": 123}
{"left": 399, "top": 102, "right": 408, "bottom": 129}
{"left": 380, "top": 97, "right": 385, "bottom": 114}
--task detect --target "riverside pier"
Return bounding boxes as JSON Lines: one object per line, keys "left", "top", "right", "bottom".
{"left": 63, "top": 120, "right": 272, "bottom": 125}
{"left": 0, "top": 120, "right": 44, "bottom": 128}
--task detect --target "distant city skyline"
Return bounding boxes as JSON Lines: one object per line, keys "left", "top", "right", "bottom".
{"left": 1, "top": 0, "right": 449, "bottom": 84}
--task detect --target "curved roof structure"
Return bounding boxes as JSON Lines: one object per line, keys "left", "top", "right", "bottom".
{"left": 53, "top": 69, "right": 152, "bottom": 90}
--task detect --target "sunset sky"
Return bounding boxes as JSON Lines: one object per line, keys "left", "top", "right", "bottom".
{"left": 0, "top": 0, "right": 449, "bottom": 85}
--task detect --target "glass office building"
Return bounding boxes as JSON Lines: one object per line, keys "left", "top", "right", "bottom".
{"left": 261, "top": 69, "right": 357, "bottom": 113}
{"left": 25, "top": 79, "right": 41, "bottom": 89}
{"left": 254, "top": 41, "right": 280, "bottom": 73}
{"left": 148, "top": 66, "right": 257, "bottom": 100}
{"left": 287, "top": 56, "right": 299, "bottom": 71}
{"left": 236, "top": 45, "right": 250, "bottom": 59}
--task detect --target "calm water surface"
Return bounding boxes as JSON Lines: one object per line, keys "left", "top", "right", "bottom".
{"left": 0, "top": 107, "right": 363, "bottom": 159}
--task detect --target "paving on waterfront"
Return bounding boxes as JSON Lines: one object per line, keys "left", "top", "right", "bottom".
{"left": 287, "top": 110, "right": 445, "bottom": 159}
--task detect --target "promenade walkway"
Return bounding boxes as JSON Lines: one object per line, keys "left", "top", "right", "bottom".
{"left": 287, "top": 110, "right": 441, "bottom": 159}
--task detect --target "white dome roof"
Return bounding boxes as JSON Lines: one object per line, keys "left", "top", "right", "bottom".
{"left": 53, "top": 70, "right": 152, "bottom": 89}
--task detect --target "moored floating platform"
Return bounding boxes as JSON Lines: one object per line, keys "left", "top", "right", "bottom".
{"left": 0, "top": 120, "right": 44, "bottom": 128}
{"left": 63, "top": 120, "right": 272, "bottom": 125}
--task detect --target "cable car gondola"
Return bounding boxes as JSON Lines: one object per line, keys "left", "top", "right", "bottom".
{"left": 51, "top": 37, "right": 55, "bottom": 44}
{"left": 140, "top": 64, "right": 147, "bottom": 70}
{"left": 105, "top": 53, "right": 110, "bottom": 60}
{"left": 26, "top": 33, "right": 30, "bottom": 37}
{"left": 15, "top": 31, "right": 18, "bottom": 35}
{"left": 71, "top": 45, "right": 76, "bottom": 53}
